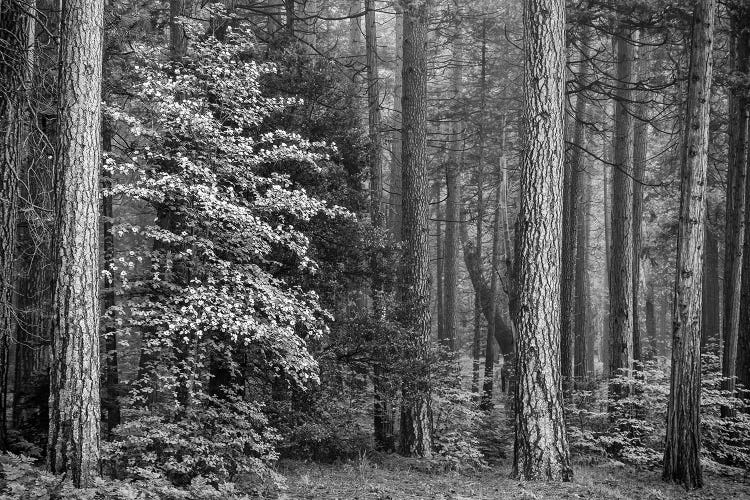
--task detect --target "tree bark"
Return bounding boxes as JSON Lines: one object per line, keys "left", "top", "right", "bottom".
{"left": 565, "top": 34, "right": 590, "bottom": 385}
{"left": 398, "top": 0, "right": 432, "bottom": 458}
{"left": 730, "top": 2, "right": 750, "bottom": 413}
{"left": 101, "top": 123, "right": 120, "bottom": 433}
{"left": 47, "top": 0, "right": 104, "bottom": 487}
{"left": 170, "top": 0, "right": 192, "bottom": 59}
{"left": 632, "top": 46, "right": 648, "bottom": 366}
{"left": 513, "top": 0, "right": 572, "bottom": 482}
{"left": 388, "top": 4, "right": 403, "bottom": 241}
{"left": 663, "top": 0, "right": 714, "bottom": 489}
{"left": 701, "top": 229, "right": 719, "bottom": 350}
{"left": 443, "top": 34, "right": 462, "bottom": 356}
{"left": 472, "top": 28, "right": 484, "bottom": 395}
{"left": 0, "top": 0, "right": 35, "bottom": 449}
{"left": 609, "top": 21, "right": 636, "bottom": 393}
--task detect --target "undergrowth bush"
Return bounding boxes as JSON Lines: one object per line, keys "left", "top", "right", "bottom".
{"left": 567, "top": 354, "right": 750, "bottom": 474}
{"left": 105, "top": 393, "right": 281, "bottom": 489}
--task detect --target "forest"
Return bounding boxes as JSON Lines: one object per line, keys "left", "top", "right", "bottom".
{"left": 0, "top": 0, "right": 749, "bottom": 498}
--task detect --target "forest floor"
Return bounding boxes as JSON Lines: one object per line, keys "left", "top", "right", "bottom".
{"left": 277, "top": 456, "right": 750, "bottom": 500}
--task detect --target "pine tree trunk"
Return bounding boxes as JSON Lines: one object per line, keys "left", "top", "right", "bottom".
{"left": 398, "top": 0, "right": 432, "bottom": 458}
{"left": 730, "top": 3, "right": 750, "bottom": 413}
{"left": 0, "top": 0, "right": 35, "bottom": 449}
{"left": 701, "top": 229, "right": 719, "bottom": 350}
{"left": 102, "top": 123, "right": 120, "bottom": 433}
{"left": 574, "top": 156, "right": 590, "bottom": 381}
{"left": 472, "top": 31, "right": 485, "bottom": 395}
{"left": 663, "top": 0, "right": 715, "bottom": 488}
{"left": 434, "top": 181, "right": 445, "bottom": 344}
{"left": 609, "top": 22, "right": 636, "bottom": 392}
{"left": 645, "top": 265, "right": 658, "bottom": 360}
{"left": 566, "top": 34, "right": 590, "bottom": 384}
{"left": 169, "top": 0, "right": 192, "bottom": 59}
{"left": 602, "top": 163, "right": 612, "bottom": 377}
{"left": 388, "top": 4, "right": 403, "bottom": 241}
{"left": 632, "top": 49, "right": 648, "bottom": 366}
{"left": 513, "top": 0, "right": 572, "bottom": 482}
{"left": 47, "top": 0, "right": 104, "bottom": 487}
{"left": 443, "top": 35, "right": 463, "bottom": 356}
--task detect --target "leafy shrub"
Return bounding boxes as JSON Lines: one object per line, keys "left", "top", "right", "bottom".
{"left": 567, "top": 356, "right": 750, "bottom": 474}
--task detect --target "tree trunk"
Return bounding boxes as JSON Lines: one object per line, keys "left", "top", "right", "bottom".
{"left": 701, "top": 229, "right": 719, "bottom": 350}
{"left": 472, "top": 29, "right": 485, "bottom": 395}
{"left": 170, "top": 0, "right": 192, "bottom": 59}
{"left": 730, "top": 3, "right": 750, "bottom": 414}
{"left": 47, "top": 0, "right": 104, "bottom": 488}
{"left": 513, "top": 0, "right": 572, "bottom": 482}
{"left": 434, "top": 181, "right": 445, "bottom": 344}
{"left": 388, "top": 4, "right": 403, "bottom": 241}
{"left": 101, "top": 123, "right": 120, "bottom": 433}
{"left": 602, "top": 162, "right": 612, "bottom": 377}
{"left": 609, "top": 22, "right": 636, "bottom": 393}
{"left": 565, "top": 34, "right": 590, "bottom": 385}
{"left": 444, "top": 34, "right": 463, "bottom": 356}
{"left": 0, "top": 0, "right": 35, "bottom": 449}
{"left": 574, "top": 150, "right": 590, "bottom": 381}
{"left": 482, "top": 114, "right": 505, "bottom": 408}
{"left": 663, "top": 0, "right": 714, "bottom": 489}
{"left": 632, "top": 48, "right": 648, "bottom": 367}
{"left": 398, "top": 0, "right": 432, "bottom": 458}
{"left": 645, "top": 262, "right": 658, "bottom": 360}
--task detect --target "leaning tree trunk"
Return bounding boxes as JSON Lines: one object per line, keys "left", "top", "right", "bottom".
{"left": 398, "top": 0, "right": 432, "bottom": 458}
{"left": 663, "top": 0, "right": 715, "bottom": 489}
{"left": 609, "top": 21, "right": 636, "bottom": 394}
{"left": 513, "top": 0, "right": 572, "bottom": 482}
{"left": 47, "top": 0, "right": 104, "bottom": 488}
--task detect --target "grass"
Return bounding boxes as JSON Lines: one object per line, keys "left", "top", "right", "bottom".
{"left": 277, "top": 455, "right": 750, "bottom": 500}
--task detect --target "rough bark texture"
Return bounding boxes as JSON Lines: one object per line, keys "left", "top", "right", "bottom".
{"left": 513, "top": 0, "right": 572, "bottom": 482}
{"left": 47, "top": 0, "right": 104, "bottom": 487}
{"left": 0, "top": 0, "right": 34, "bottom": 449}
{"left": 609, "top": 23, "right": 636, "bottom": 390}
{"left": 732, "top": 2, "right": 750, "bottom": 409}
{"left": 663, "top": 0, "right": 714, "bottom": 489}
{"left": 398, "top": 0, "right": 432, "bottom": 458}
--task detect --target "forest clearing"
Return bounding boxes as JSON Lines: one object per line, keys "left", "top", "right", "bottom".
{"left": 1, "top": 0, "right": 750, "bottom": 498}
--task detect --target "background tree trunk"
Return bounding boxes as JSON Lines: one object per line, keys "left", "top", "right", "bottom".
{"left": 663, "top": 0, "right": 715, "bottom": 488}
{"left": 513, "top": 0, "right": 572, "bottom": 482}
{"left": 731, "top": 2, "right": 750, "bottom": 413}
{"left": 47, "top": 0, "right": 104, "bottom": 487}
{"left": 0, "top": 0, "right": 35, "bottom": 449}
{"left": 609, "top": 22, "right": 636, "bottom": 392}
